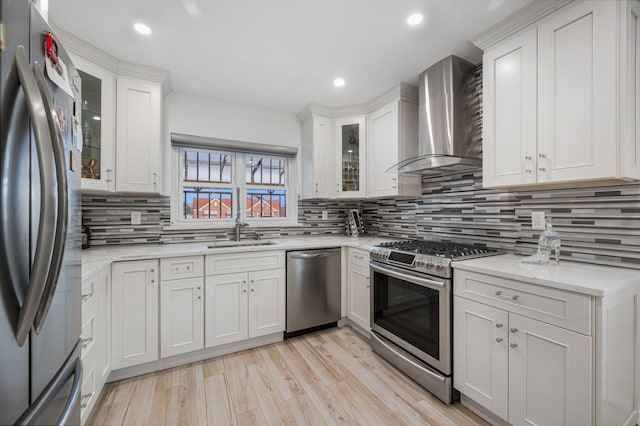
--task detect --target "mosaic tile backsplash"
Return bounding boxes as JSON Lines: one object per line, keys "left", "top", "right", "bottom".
{"left": 83, "top": 171, "right": 640, "bottom": 269}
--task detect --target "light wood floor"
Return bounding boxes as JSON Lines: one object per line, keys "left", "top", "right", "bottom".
{"left": 89, "top": 327, "right": 488, "bottom": 425}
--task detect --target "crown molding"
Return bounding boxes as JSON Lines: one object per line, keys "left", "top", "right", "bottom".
{"left": 470, "top": 0, "right": 573, "bottom": 50}
{"left": 297, "top": 82, "right": 418, "bottom": 122}
{"left": 51, "top": 24, "right": 171, "bottom": 93}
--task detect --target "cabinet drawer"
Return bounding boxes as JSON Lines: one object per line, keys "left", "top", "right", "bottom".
{"left": 81, "top": 301, "right": 98, "bottom": 357}
{"left": 161, "top": 255, "right": 204, "bottom": 280}
{"left": 454, "top": 270, "right": 592, "bottom": 335}
{"left": 206, "top": 251, "right": 284, "bottom": 275}
{"left": 80, "top": 352, "right": 98, "bottom": 422}
{"left": 349, "top": 248, "right": 370, "bottom": 269}
{"left": 81, "top": 273, "right": 97, "bottom": 306}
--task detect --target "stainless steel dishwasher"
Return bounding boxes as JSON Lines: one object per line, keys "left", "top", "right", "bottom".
{"left": 286, "top": 248, "right": 341, "bottom": 336}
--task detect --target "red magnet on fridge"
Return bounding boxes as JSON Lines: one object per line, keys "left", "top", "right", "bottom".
{"left": 44, "top": 32, "right": 63, "bottom": 76}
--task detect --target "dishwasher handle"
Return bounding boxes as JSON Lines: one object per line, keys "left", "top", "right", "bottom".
{"left": 288, "top": 250, "right": 340, "bottom": 259}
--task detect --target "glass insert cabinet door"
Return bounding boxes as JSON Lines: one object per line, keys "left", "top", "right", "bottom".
{"left": 72, "top": 55, "right": 116, "bottom": 192}
{"left": 335, "top": 116, "right": 366, "bottom": 198}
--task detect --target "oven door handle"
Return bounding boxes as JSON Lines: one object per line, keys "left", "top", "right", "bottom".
{"left": 370, "top": 263, "right": 444, "bottom": 289}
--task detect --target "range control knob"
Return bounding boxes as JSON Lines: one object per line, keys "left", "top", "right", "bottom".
{"left": 415, "top": 259, "right": 425, "bottom": 267}
{"left": 426, "top": 260, "right": 434, "bottom": 269}
{"left": 435, "top": 261, "right": 444, "bottom": 271}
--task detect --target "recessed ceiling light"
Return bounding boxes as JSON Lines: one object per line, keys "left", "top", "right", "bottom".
{"left": 333, "top": 78, "right": 345, "bottom": 88}
{"left": 133, "top": 22, "right": 152, "bottom": 36}
{"left": 407, "top": 13, "right": 424, "bottom": 26}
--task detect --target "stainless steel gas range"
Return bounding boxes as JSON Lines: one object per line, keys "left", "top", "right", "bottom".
{"left": 369, "top": 240, "right": 498, "bottom": 404}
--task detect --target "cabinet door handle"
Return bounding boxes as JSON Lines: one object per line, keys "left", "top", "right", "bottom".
{"left": 81, "top": 392, "right": 93, "bottom": 401}
{"left": 496, "top": 337, "right": 503, "bottom": 343}
{"left": 80, "top": 337, "right": 93, "bottom": 349}
{"left": 538, "top": 153, "right": 546, "bottom": 159}
{"left": 539, "top": 167, "right": 546, "bottom": 172}
{"left": 512, "top": 295, "right": 520, "bottom": 301}
{"left": 524, "top": 156, "right": 532, "bottom": 160}
{"left": 81, "top": 292, "right": 93, "bottom": 303}
{"left": 510, "top": 327, "right": 518, "bottom": 333}
{"left": 510, "top": 343, "right": 518, "bottom": 348}
{"left": 495, "top": 290, "right": 503, "bottom": 296}
{"left": 495, "top": 323, "right": 503, "bottom": 328}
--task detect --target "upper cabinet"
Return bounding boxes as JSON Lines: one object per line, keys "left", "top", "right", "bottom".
{"left": 367, "top": 98, "right": 420, "bottom": 198}
{"left": 115, "top": 76, "right": 162, "bottom": 193}
{"left": 72, "top": 55, "right": 116, "bottom": 192}
{"left": 479, "top": 0, "right": 640, "bottom": 189}
{"left": 336, "top": 116, "right": 366, "bottom": 198}
{"left": 61, "top": 30, "right": 168, "bottom": 194}
{"left": 298, "top": 83, "right": 419, "bottom": 200}
{"left": 300, "top": 115, "right": 335, "bottom": 198}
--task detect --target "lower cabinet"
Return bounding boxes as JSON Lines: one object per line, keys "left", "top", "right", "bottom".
{"left": 454, "top": 297, "right": 591, "bottom": 425}
{"left": 205, "top": 268, "right": 285, "bottom": 347}
{"left": 80, "top": 264, "right": 111, "bottom": 424}
{"left": 453, "top": 270, "right": 593, "bottom": 425}
{"left": 347, "top": 248, "right": 370, "bottom": 330}
{"left": 160, "top": 277, "right": 204, "bottom": 358}
{"left": 111, "top": 260, "right": 159, "bottom": 370}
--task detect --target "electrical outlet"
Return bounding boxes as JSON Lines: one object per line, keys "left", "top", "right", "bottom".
{"left": 321, "top": 210, "right": 328, "bottom": 220}
{"left": 131, "top": 211, "right": 142, "bottom": 225}
{"left": 531, "top": 211, "right": 546, "bottom": 230}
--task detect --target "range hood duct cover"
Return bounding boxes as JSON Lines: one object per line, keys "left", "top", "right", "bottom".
{"left": 390, "top": 56, "right": 482, "bottom": 176}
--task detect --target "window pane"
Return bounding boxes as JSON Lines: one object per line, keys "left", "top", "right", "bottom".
{"left": 246, "top": 189, "right": 286, "bottom": 218}
{"left": 245, "top": 154, "right": 285, "bottom": 186}
{"left": 182, "top": 187, "right": 233, "bottom": 220}
{"left": 184, "top": 150, "right": 232, "bottom": 183}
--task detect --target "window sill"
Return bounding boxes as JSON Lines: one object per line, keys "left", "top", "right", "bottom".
{"left": 163, "top": 221, "right": 304, "bottom": 232}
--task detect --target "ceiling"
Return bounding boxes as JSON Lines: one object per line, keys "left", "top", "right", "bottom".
{"left": 49, "top": 0, "right": 532, "bottom": 114}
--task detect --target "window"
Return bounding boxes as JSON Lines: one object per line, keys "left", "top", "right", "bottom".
{"left": 172, "top": 146, "right": 296, "bottom": 226}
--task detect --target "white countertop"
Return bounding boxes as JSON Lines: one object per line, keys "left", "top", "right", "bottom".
{"left": 82, "top": 235, "right": 388, "bottom": 280}
{"left": 453, "top": 254, "right": 640, "bottom": 297}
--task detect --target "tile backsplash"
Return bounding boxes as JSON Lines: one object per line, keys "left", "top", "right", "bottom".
{"left": 82, "top": 194, "right": 356, "bottom": 246}
{"left": 83, "top": 171, "right": 640, "bottom": 269}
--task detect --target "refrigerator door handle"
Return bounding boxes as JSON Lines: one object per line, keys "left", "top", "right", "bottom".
{"left": 32, "top": 64, "right": 69, "bottom": 333}
{"left": 6, "top": 46, "right": 58, "bottom": 347}
{"left": 15, "top": 342, "right": 82, "bottom": 425}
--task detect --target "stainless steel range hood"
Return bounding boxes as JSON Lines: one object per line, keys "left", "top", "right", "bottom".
{"left": 389, "top": 56, "right": 482, "bottom": 176}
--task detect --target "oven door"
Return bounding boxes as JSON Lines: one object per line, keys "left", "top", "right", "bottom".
{"left": 370, "top": 262, "right": 451, "bottom": 375}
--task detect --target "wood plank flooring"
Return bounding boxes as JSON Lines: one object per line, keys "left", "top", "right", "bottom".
{"left": 89, "top": 327, "right": 488, "bottom": 425}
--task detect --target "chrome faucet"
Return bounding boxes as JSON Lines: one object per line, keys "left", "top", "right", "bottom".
{"left": 234, "top": 188, "right": 248, "bottom": 241}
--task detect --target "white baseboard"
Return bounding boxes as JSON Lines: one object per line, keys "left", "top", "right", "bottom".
{"left": 107, "top": 332, "right": 283, "bottom": 382}
{"left": 460, "top": 394, "right": 510, "bottom": 426}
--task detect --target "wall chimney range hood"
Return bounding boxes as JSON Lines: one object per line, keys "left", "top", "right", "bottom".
{"left": 388, "top": 56, "right": 482, "bottom": 176}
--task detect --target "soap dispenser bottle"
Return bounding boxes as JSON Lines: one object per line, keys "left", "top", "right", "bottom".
{"left": 521, "top": 216, "right": 561, "bottom": 265}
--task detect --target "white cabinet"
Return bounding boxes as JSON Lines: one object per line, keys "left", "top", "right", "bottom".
{"left": 111, "top": 260, "right": 159, "bottom": 370}
{"left": 335, "top": 116, "right": 367, "bottom": 198}
{"left": 115, "top": 76, "right": 162, "bottom": 193}
{"left": 71, "top": 54, "right": 116, "bottom": 192}
{"left": 205, "top": 251, "right": 285, "bottom": 348}
{"left": 482, "top": 27, "right": 537, "bottom": 188}
{"left": 159, "top": 256, "right": 204, "bottom": 358}
{"left": 301, "top": 115, "right": 335, "bottom": 198}
{"left": 367, "top": 99, "right": 420, "bottom": 198}
{"left": 79, "top": 264, "right": 111, "bottom": 424}
{"left": 454, "top": 296, "right": 591, "bottom": 425}
{"left": 481, "top": 0, "right": 640, "bottom": 188}
{"left": 452, "top": 265, "right": 640, "bottom": 426}
{"left": 347, "top": 248, "right": 370, "bottom": 330}
{"left": 160, "top": 277, "right": 204, "bottom": 358}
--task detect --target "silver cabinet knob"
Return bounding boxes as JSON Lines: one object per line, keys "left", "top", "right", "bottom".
{"left": 496, "top": 323, "right": 503, "bottom": 328}
{"left": 525, "top": 169, "right": 532, "bottom": 173}
{"left": 524, "top": 156, "right": 532, "bottom": 160}
{"left": 510, "top": 343, "right": 518, "bottom": 348}
{"left": 512, "top": 295, "right": 520, "bottom": 301}
{"left": 539, "top": 167, "right": 546, "bottom": 172}
{"left": 510, "top": 327, "right": 518, "bottom": 333}
{"left": 538, "top": 153, "right": 546, "bottom": 159}
{"left": 496, "top": 337, "right": 503, "bottom": 342}
{"left": 495, "top": 290, "right": 503, "bottom": 296}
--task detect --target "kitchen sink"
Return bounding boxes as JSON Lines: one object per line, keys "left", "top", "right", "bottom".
{"left": 206, "top": 240, "right": 277, "bottom": 249}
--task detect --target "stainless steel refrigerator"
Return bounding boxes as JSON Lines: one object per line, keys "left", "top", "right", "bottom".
{"left": 1, "top": 1, "right": 82, "bottom": 424}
